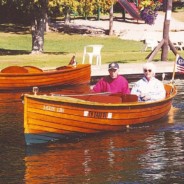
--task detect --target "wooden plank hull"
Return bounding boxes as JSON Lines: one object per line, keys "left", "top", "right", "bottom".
{"left": 24, "top": 84, "right": 177, "bottom": 145}
{"left": 0, "top": 64, "right": 90, "bottom": 91}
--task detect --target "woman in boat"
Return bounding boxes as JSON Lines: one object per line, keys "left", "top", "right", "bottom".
{"left": 131, "top": 62, "right": 166, "bottom": 102}
{"left": 92, "top": 62, "right": 130, "bottom": 94}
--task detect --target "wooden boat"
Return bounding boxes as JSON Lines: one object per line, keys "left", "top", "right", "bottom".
{"left": 23, "top": 84, "right": 177, "bottom": 145}
{"left": 0, "top": 64, "right": 90, "bottom": 91}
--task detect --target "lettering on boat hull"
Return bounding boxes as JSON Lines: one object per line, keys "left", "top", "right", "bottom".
{"left": 43, "top": 105, "right": 64, "bottom": 113}
{"left": 84, "top": 111, "right": 112, "bottom": 119}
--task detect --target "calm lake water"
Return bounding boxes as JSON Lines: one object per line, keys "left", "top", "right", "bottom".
{"left": 0, "top": 81, "right": 184, "bottom": 184}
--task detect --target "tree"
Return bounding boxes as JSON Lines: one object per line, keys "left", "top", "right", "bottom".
{"left": 109, "top": 5, "right": 114, "bottom": 35}
{"left": 0, "top": 0, "right": 49, "bottom": 53}
{"left": 92, "top": 0, "right": 116, "bottom": 35}
{"left": 109, "top": 1, "right": 117, "bottom": 36}
{"left": 0, "top": 0, "right": 118, "bottom": 53}
{"left": 30, "top": 0, "right": 48, "bottom": 53}
{"left": 27, "top": 0, "right": 79, "bottom": 53}
{"left": 78, "top": 0, "right": 96, "bottom": 20}
{"left": 0, "top": 0, "right": 72, "bottom": 53}
{"left": 55, "top": 0, "right": 79, "bottom": 24}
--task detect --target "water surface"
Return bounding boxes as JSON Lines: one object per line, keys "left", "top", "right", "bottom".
{"left": 0, "top": 81, "right": 183, "bottom": 184}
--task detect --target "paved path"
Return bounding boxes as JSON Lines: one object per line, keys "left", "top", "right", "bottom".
{"left": 69, "top": 13, "right": 184, "bottom": 42}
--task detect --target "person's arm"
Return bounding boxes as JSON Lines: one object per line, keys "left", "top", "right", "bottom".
{"left": 131, "top": 83, "right": 140, "bottom": 96}
{"left": 92, "top": 78, "right": 104, "bottom": 93}
{"left": 124, "top": 81, "right": 130, "bottom": 94}
{"left": 120, "top": 76, "right": 130, "bottom": 94}
{"left": 131, "top": 80, "right": 146, "bottom": 101}
{"left": 139, "top": 81, "right": 166, "bottom": 101}
{"left": 149, "top": 82, "right": 166, "bottom": 101}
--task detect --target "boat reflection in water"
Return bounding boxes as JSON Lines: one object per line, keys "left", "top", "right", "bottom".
{"left": 24, "top": 113, "right": 183, "bottom": 183}
{"left": 24, "top": 132, "right": 153, "bottom": 183}
{"left": 0, "top": 92, "right": 24, "bottom": 114}
{"left": 167, "top": 106, "right": 178, "bottom": 124}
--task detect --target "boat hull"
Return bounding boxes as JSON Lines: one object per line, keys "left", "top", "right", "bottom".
{"left": 0, "top": 64, "right": 90, "bottom": 91}
{"left": 24, "top": 84, "right": 177, "bottom": 145}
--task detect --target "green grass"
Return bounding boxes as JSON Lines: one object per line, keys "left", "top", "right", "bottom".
{"left": 0, "top": 19, "right": 183, "bottom": 69}
{"left": 172, "top": 8, "right": 184, "bottom": 22}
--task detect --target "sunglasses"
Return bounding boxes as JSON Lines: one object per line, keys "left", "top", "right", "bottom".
{"left": 144, "top": 69, "right": 152, "bottom": 73}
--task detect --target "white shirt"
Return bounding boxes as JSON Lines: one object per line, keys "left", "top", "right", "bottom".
{"left": 131, "top": 77, "right": 166, "bottom": 102}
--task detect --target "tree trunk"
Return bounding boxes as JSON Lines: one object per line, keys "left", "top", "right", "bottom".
{"left": 31, "top": 0, "right": 48, "bottom": 54}
{"left": 109, "top": 5, "right": 114, "bottom": 36}
{"left": 84, "top": 0, "right": 88, "bottom": 20}
{"left": 161, "top": 0, "right": 172, "bottom": 61}
{"left": 31, "top": 17, "right": 45, "bottom": 54}
{"left": 122, "top": 9, "right": 125, "bottom": 21}
{"left": 97, "top": 6, "right": 100, "bottom": 20}
{"left": 45, "top": 12, "right": 50, "bottom": 32}
{"left": 65, "top": 8, "right": 71, "bottom": 24}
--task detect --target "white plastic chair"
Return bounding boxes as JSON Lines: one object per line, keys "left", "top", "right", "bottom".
{"left": 144, "top": 38, "right": 158, "bottom": 51}
{"left": 82, "top": 45, "right": 103, "bottom": 66}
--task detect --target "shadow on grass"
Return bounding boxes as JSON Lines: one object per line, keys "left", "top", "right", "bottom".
{"left": 0, "top": 49, "right": 30, "bottom": 55}
{"left": 67, "top": 16, "right": 145, "bottom": 25}
{"left": 0, "top": 24, "right": 30, "bottom": 34}
{"left": 113, "top": 17, "right": 145, "bottom": 24}
{"left": 0, "top": 49, "right": 68, "bottom": 56}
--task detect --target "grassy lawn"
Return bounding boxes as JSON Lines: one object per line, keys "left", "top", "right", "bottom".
{"left": 172, "top": 7, "right": 184, "bottom": 22}
{"left": 0, "top": 10, "right": 183, "bottom": 69}
{"left": 0, "top": 31, "right": 154, "bottom": 68}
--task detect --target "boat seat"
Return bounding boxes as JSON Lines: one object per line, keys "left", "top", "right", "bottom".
{"left": 110, "top": 93, "right": 138, "bottom": 102}
{"left": 73, "top": 95, "right": 122, "bottom": 104}
{"left": 56, "top": 66, "right": 73, "bottom": 70}
{"left": 121, "top": 94, "right": 138, "bottom": 102}
{"left": 1, "top": 66, "right": 28, "bottom": 73}
{"left": 72, "top": 94, "right": 138, "bottom": 103}
{"left": 23, "top": 66, "right": 43, "bottom": 73}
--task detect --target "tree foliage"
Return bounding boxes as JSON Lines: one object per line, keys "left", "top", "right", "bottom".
{"left": 0, "top": 0, "right": 118, "bottom": 53}
{"left": 0, "top": 0, "right": 118, "bottom": 23}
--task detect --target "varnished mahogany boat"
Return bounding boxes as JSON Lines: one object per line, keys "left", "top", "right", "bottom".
{"left": 24, "top": 84, "right": 177, "bottom": 145}
{"left": 0, "top": 64, "right": 90, "bottom": 91}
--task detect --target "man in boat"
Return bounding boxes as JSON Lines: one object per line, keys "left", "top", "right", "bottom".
{"left": 131, "top": 62, "right": 166, "bottom": 102}
{"left": 92, "top": 62, "right": 130, "bottom": 94}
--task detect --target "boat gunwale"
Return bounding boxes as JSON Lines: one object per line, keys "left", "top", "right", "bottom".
{"left": 0, "top": 64, "right": 90, "bottom": 77}
{"left": 24, "top": 84, "right": 177, "bottom": 107}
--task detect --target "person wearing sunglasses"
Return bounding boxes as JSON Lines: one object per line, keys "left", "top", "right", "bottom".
{"left": 131, "top": 62, "right": 166, "bottom": 102}
{"left": 92, "top": 62, "right": 130, "bottom": 94}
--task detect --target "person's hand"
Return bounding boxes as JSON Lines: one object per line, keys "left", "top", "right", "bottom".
{"left": 140, "top": 93, "right": 151, "bottom": 101}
